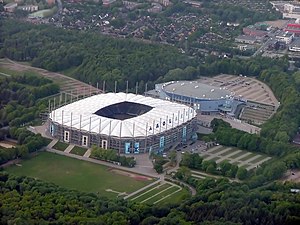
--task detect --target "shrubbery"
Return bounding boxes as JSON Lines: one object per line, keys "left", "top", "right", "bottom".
{"left": 90, "top": 146, "right": 136, "bottom": 167}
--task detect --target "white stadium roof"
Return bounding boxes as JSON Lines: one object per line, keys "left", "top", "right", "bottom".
{"left": 49, "top": 92, "right": 196, "bottom": 138}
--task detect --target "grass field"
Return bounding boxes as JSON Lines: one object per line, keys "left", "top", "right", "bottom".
{"left": 6, "top": 152, "right": 153, "bottom": 198}
{"left": 70, "top": 146, "right": 87, "bottom": 156}
{"left": 53, "top": 141, "right": 69, "bottom": 151}
{"left": 127, "top": 181, "right": 190, "bottom": 205}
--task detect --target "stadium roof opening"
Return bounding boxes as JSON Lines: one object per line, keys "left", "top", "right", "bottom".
{"left": 94, "top": 101, "right": 153, "bottom": 120}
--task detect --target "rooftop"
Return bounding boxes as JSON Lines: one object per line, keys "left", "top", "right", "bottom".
{"left": 162, "top": 81, "right": 232, "bottom": 100}
{"left": 50, "top": 92, "right": 196, "bottom": 138}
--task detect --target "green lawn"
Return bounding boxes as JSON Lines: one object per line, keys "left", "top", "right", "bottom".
{"left": 132, "top": 183, "right": 171, "bottom": 202}
{"left": 160, "top": 187, "right": 190, "bottom": 205}
{"left": 53, "top": 141, "right": 69, "bottom": 151}
{"left": 70, "top": 146, "right": 87, "bottom": 156}
{"left": 6, "top": 152, "right": 153, "bottom": 198}
{"left": 146, "top": 186, "right": 180, "bottom": 204}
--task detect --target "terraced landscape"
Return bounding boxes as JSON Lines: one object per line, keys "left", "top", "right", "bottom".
{"left": 200, "top": 145, "right": 271, "bottom": 170}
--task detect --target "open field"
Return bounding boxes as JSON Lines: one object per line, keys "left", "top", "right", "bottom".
{"left": 200, "top": 145, "right": 271, "bottom": 170}
{"left": 5, "top": 152, "right": 153, "bottom": 198}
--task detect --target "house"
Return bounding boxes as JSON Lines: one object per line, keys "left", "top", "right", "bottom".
{"left": 148, "top": 3, "right": 162, "bottom": 13}
{"left": 235, "top": 35, "right": 257, "bottom": 44}
{"left": 18, "top": 5, "right": 38, "bottom": 12}
{"left": 276, "top": 31, "right": 294, "bottom": 44}
{"left": 4, "top": 2, "right": 18, "bottom": 12}
{"left": 102, "top": 0, "right": 116, "bottom": 6}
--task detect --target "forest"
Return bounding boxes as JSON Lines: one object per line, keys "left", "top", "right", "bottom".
{"left": 0, "top": 74, "right": 59, "bottom": 164}
{"left": 0, "top": 172, "right": 299, "bottom": 225}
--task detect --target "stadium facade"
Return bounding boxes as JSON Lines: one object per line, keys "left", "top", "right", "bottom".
{"left": 149, "top": 81, "right": 245, "bottom": 116}
{"left": 48, "top": 93, "right": 197, "bottom": 154}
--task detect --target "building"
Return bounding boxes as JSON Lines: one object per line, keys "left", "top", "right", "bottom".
{"left": 235, "top": 35, "right": 257, "bottom": 44}
{"left": 4, "top": 2, "right": 18, "bottom": 12}
{"left": 18, "top": 5, "right": 38, "bottom": 12}
{"left": 148, "top": 3, "right": 162, "bottom": 13}
{"left": 243, "top": 26, "right": 268, "bottom": 37}
{"left": 48, "top": 93, "right": 197, "bottom": 154}
{"left": 276, "top": 31, "right": 294, "bottom": 44}
{"left": 102, "top": 0, "right": 116, "bottom": 6}
{"left": 152, "top": 0, "right": 171, "bottom": 7}
{"left": 289, "top": 38, "right": 300, "bottom": 51}
{"left": 47, "top": 0, "right": 56, "bottom": 5}
{"left": 284, "top": 23, "right": 300, "bottom": 35}
{"left": 151, "top": 81, "right": 245, "bottom": 116}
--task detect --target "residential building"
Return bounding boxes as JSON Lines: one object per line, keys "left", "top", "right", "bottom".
{"left": 276, "top": 31, "right": 294, "bottom": 44}
{"left": 4, "top": 2, "right": 18, "bottom": 12}
{"left": 18, "top": 5, "right": 38, "bottom": 12}
{"left": 235, "top": 35, "right": 257, "bottom": 44}
{"left": 102, "top": 0, "right": 116, "bottom": 6}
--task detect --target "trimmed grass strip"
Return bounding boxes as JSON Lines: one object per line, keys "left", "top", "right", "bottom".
{"left": 52, "top": 141, "right": 69, "bottom": 151}
{"left": 70, "top": 146, "right": 87, "bottom": 156}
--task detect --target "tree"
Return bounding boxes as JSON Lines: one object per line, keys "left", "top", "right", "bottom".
{"left": 154, "top": 163, "right": 163, "bottom": 174}
{"left": 236, "top": 167, "right": 248, "bottom": 180}
{"left": 176, "top": 166, "right": 191, "bottom": 181}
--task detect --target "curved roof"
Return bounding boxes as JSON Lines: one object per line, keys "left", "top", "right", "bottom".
{"left": 162, "top": 81, "right": 231, "bottom": 100}
{"left": 49, "top": 92, "right": 196, "bottom": 138}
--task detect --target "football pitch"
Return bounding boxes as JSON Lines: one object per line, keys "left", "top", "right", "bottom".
{"left": 6, "top": 152, "right": 153, "bottom": 198}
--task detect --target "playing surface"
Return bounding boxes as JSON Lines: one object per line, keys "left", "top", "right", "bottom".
{"left": 6, "top": 152, "right": 153, "bottom": 198}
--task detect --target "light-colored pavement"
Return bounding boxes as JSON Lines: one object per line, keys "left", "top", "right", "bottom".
{"left": 47, "top": 139, "right": 58, "bottom": 149}
{"left": 204, "top": 148, "right": 232, "bottom": 160}
{"left": 83, "top": 148, "right": 91, "bottom": 158}
{"left": 238, "top": 155, "right": 261, "bottom": 167}
{"left": 215, "top": 150, "right": 242, "bottom": 163}
{"left": 64, "top": 144, "right": 74, "bottom": 153}
{"left": 229, "top": 152, "right": 252, "bottom": 163}
{"left": 246, "top": 157, "right": 271, "bottom": 170}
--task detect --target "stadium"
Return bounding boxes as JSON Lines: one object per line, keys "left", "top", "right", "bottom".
{"left": 150, "top": 80, "right": 245, "bottom": 116}
{"left": 48, "top": 93, "right": 197, "bottom": 154}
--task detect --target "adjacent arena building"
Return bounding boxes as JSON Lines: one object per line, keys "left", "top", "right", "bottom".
{"left": 48, "top": 92, "right": 197, "bottom": 154}
{"left": 149, "top": 81, "right": 245, "bottom": 116}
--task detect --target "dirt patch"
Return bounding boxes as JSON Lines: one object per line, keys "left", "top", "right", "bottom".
{"left": 0, "top": 141, "right": 16, "bottom": 149}
{"left": 108, "top": 168, "right": 153, "bottom": 181}
{"left": 281, "top": 170, "right": 300, "bottom": 183}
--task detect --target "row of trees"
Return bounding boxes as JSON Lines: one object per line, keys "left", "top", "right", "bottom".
{"left": 0, "top": 127, "right": 49, "bottom": 165}
{"left": 179, "top": 152, "right": 247, "bottom": 180}
{"left": 90, "top": 146, "right": 136, "bottom": 167}
{"left": 206, "top": 119, "right": 296, "bottom": 157}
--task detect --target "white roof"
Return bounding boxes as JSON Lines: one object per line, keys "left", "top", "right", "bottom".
{"left": 50, "top": 92, "right": 196, "bottom": 138}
